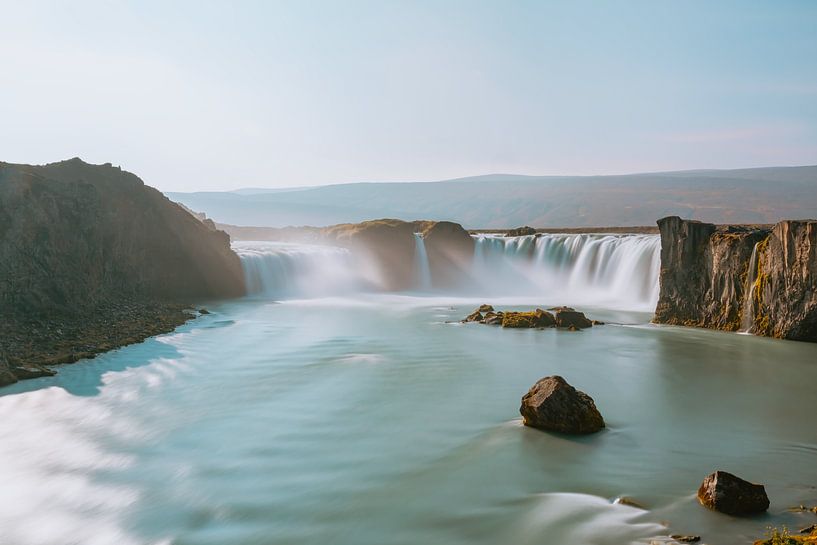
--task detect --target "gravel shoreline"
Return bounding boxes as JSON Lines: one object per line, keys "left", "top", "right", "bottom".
{"left": 0, "top": 301, "right": 196, "bottom": 387}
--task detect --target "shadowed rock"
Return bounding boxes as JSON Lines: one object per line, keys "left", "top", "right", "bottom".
{"left": 654, "top": 216, "right": 817, "bottom": 342}
{"left": 697, "top": 471, "right": 769, "bottom": 515}
{"left": 520, "top": 376, "right": 605, "bottom": 434}
{"left": 555, "top": 309, "right": 593, "bottom": 329}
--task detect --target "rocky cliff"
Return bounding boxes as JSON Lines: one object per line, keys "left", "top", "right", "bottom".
{"left": 654, "top": 216, "right": 816, "bottom": 342}
{"left": 323, "top": 219, "right": 474, "bottom": 290}
{"left": 0, "top": 158, "right": 245, "bottom": 385}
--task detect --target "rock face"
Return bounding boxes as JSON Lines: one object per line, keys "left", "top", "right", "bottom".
{"left": 0, "top": 159, "right": 245, "bottom": 314}
{"left": 0, "top": 158, "right": 245, "bottom": 385}
{"left": 323, "top": 219, "right": 473, "bottom": 290}
{"left": 520, "top": 376, "right": 605, "bottom": 434}
{"left": 506, "top": 226, "right": 536, "bottom": 237}
{"left": 554, "top": 309, "right": 593, "bottom": 329}
{"left": 697, "top": 471, "right": 769, "bottom": 515}
{"left": 654, "top": 216, "right": 817, "bottom": 342}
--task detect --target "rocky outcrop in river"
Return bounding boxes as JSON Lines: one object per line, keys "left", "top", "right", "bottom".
{"left": 654, "top": 216, "right": 817, "bottom": 342}
{"left": 0, "top": 158, "right": 245, "bottom": 385}
{"left": 520, "top": 376, "right": 605, "bottom": 434}
{"left": 236, "top": 218, "right": 475, "bottom": 291}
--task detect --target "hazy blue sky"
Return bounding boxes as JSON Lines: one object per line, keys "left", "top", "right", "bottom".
{"left": 2, "top": 1, "right": 816, "bottom": 190}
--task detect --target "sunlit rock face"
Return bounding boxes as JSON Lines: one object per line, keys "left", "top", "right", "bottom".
{"left": 321, "top": 219, "right": 473, "bottom": 291}
{"left": 422, "top": 221, "right": 475, "bottom": 289}
{"left": 654, "top": 215, "right": 817, "bottom": 342}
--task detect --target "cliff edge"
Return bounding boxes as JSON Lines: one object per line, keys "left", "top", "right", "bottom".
{"left": 0, "top": 158, "right": 245, "bottom": 385}
{"left": 654, "top": 216, "right": 816, "bottom": 342}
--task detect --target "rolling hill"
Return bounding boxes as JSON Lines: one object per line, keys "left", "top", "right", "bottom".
{"left": 167, "top": 166, "right": 817, "bottom": 229}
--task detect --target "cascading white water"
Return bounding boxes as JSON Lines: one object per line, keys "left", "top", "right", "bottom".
{"left": 413, "top": 233, "right": 432, "bottom": 291}
{"left": 233, "top": 234, "right": 661, "bottom": 310}
{"left": 740, "top": 242, "right": 760, "bottom": 333}
{"left": 233, "top": 241, "right": 369, "bottom": 298}
{"left": 470, "top": 234, "right": 661, "bottom": 311}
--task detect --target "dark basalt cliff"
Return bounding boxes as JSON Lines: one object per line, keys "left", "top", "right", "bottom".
{"left": 654, "top": 216, "right": 817, "bottom": 342}
{"left": 0, "top": 158, "right": 245, "bottom": 385}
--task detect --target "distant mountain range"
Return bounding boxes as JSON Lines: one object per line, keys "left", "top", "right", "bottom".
{"left": 166, "top": 166, "right": 817, "bottom": 229}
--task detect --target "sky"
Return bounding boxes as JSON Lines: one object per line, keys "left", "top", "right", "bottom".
{"left": 1, "top": 0, "right": 816, "bottom": 191}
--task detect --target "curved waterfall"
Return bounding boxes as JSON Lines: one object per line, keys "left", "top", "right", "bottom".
{"left": 234, "top": 241, "right": 368, "bottom": 298}
{"left": 233, "top": 233, "right": 661, "bottom": 310}
{"left": 471, "top": 234, "right": 661, "bottom": 310}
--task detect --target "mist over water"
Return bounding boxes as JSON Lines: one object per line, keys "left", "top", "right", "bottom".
{"left": 2, "top": 235, "right": 816, "bottom": 545}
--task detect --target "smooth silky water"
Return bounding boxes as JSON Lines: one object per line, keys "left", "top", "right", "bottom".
{"left": 2, "top": 236, "right": 816, "bottom": 545}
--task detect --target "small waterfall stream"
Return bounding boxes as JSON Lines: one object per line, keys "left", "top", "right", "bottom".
{"left": 413, "top": 233, "right": 432, "bottom": 291}
{"left": 740, "top": 242, "right": 760, "bottom": 333}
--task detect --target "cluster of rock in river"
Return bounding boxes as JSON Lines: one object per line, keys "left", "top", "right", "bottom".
{"left": 462, "top": 304, "right": 601, "bottom": 330}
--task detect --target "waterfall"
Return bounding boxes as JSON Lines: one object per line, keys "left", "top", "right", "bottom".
{"left": 740, "top": 243, "right": 760, "bottom": 333}
{"left": 233, "top": 234, "right": 661, "bottom": 310}
{"left": 233, "top": 241, "right": 368, "bottom": 298}
{"left": 470, "top": 234, "right": 661, "bottom": 311}
{"left": 413, "top": 233, "right": 432, "bottom": 291}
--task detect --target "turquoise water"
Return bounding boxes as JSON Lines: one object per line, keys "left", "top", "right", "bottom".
{"left": 2, "top": 294, "right": 816, "bottom": 545}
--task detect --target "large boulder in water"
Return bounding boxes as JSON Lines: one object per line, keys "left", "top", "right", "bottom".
{"left": 554, "top": 309, "right": 593, "bottom": 329}
{"left": 520, "top": 376, "right": 605, "bottom": 434}
{"left": 697, "top": 471, "right": 769, "bottom": 515}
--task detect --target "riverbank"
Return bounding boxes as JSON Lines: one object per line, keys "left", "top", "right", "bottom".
{"left": 0, "top": 301, "right": 196, "bottom": 386}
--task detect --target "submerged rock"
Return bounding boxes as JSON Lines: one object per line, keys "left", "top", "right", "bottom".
{"left": 10, "top": 365, "right": 56, "bottom": 380}
{"left": 697, "top": 471, "right": 769, "bottom": 515}
{"left": 613, "top": 496, "right": 647, "bottom": 509}
{"left": 670, "top": 536, "right": 701, "bottom": 543}
{"left": 520, "top": 375, "right": 605, "bottom": 434}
